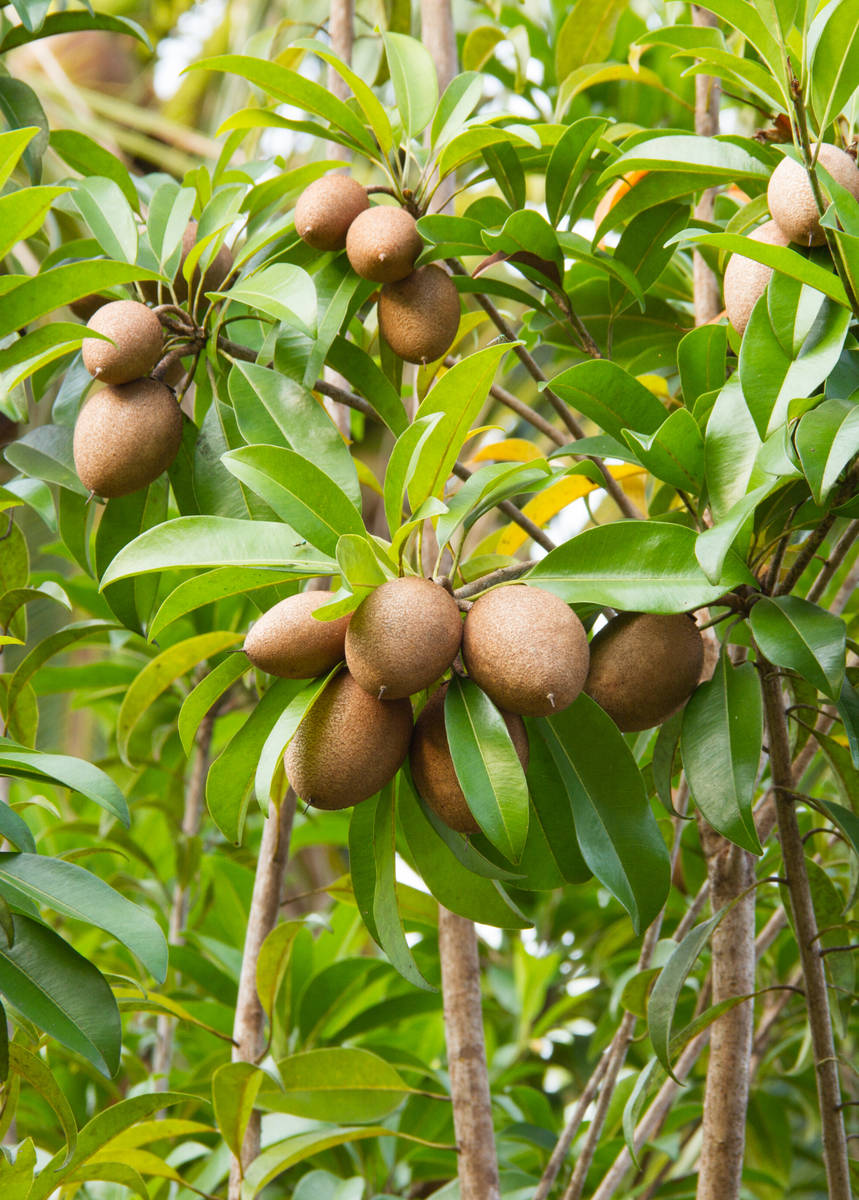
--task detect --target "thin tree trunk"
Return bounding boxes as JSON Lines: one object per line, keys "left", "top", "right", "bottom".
{"left": 420, "top": 0, "right": 457, "bottom": 95}
{"left": 328, "top": 0, "right": 353, "bottom": 107}
{"left": 692, "top": 7, "right": 721, "bottom": 324}
{"left": 227, "top": 790, "right": 297, "bottom": 1200}
{"left": 438, "top": 907, "right": 500, "bottom": 1200}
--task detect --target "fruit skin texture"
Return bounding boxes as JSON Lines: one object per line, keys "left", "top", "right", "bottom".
{"left": 723, "top": 220, "right": 791, "bottom": 336}
{"left": 462, "top": 584, "right": 589, "bottom": 717}
{"left": 82, "top": 300, "right": 163, "bottom": 384}
{"left": 73, "top": 378, "right": 183, "bottom": 498}
{"left": 768, "top": 144, "right": 859, "bottom": 246}
{"left": 584, "top": 612, "right": 704, "bottom": 732}
{"left": 345, "top": 206, "right": 423, "bottom": 283}
{"left": 245, "top": 591, "right": 351, "bottom": 678}
{"left": 345, "top": 576, "right": 462, "bottom": 700}
{"left": 295, "top": 175, "right": 369, "bottom": 250}
{"left": 284, "top": 670, "right": 413, "bottom": 810}
{"left": 378, "top": 265, "right": 461, "bottom": 364}
{"left": 410, "top": 684, "right": 529, "bottom": 833}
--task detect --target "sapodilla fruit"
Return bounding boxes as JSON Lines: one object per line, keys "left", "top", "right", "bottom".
{"left": 462, "top": 584, "right": 589, "bottom": 717}
{"left": 345, "top": 576, "right": 462, "bottom": 700}
{"left": 82, "top": 300, "right": 163, "bottom": 384}
{"left": 73, "top": 378, "right": 182, "bottom": 498}
{"left": 584, "top": 612, "right": 704, "bottom": 732}
{"left": 295, "top": 175, "right": 369, "bottom": 250}
{"left": 345, "top": 205, "right": 423, "bottom": 283}
{"left": 378, "top": 265, "right": 461, "bottom": 364}
{"left": 723, "top": 220, "right": 791, "bottom": 336}
{"left": 768, "top": 144, "right": 859, "bottom": 247}
{"left": 284, "top": 670, "right": 413, "bottom": 810}
{"left": 410, "top": 684, "right": 529, "bottom": 834}
{"left": 245, "top": 591, "right": 351, "bottom": 678}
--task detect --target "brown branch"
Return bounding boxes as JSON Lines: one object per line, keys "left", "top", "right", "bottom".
{"left": 438, "top": 907, "right": 500, "bottom": 1200}
{"left": 774, "top": 512, "right": 837, "bottom": 595}
{"left": 444, "top": 357, "right": 567, "bottom": 447}
{"left": 760, "top": 663, "right": 851, "bottom": 1200}
{"left": 314, "top": 378, "right": 376, "bottom": 419}
{"left": 806, "top": 520, "right": 859, "bottom": 603}
{"left": 454, "top": 562, "right": 535, "bottom": 599}
{"left": 451, "top": 462, "right": 556, "bottom": 552}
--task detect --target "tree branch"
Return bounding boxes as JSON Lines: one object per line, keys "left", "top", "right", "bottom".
{"left": 454, "top": 561, "right": 535, "bottom": 598}
{"left": 451, "top": 462, "right": 556, "bottom": 552}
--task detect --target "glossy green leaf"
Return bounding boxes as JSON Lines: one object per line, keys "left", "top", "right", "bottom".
{"left": 623, "top": 408, "right": 705, "bottom": 492}
{"left": 255, "top": 670, "right": 339, "bottom": 807}
{"left": 49, "top": 129, "right": 138, "bottom": 209}
{"left": 0, "top": 801, "right": 35, "bottom": 854}
{"left": 556, "top": 0, "right": 627, "bottom": 81}
{"left": 150, "top": 567, "right": 297, "bottom": 642}
{"left": 678, "top": 324, "right": 727, "bottom": 407}
{"left": 384, "top": 413, "right": 444, "bottom": 538}
{"left": 810, "top": 0, "right": 859, "bottom": 128}
{"left": 681, "top": 657, "right": 763, "bottom": 853}
{"left": 603, "top": 134, "right": 771, "bottom": 183}
{"left": 540, "top": 697, "right": 670, "bottom": 932}
{"left": 430, "top": 71, "right": 484, "bottom": 148}
{"left": 275, "top": 1047, "right": 411, "bottom": 1123}
{"left": 0, "top": 186, "right": 67, "bottom": 260}
{"left": 293, "top": 39, "right": 393, "bottom": 154}
{"left": 0, "top": 739, "right": 128, "bottom": 826}
{"left": 4, "top": 424, "right": 88, "bottom": 495}
{"left": 545, "top": 118, "right": 608, "bottom": 226}
{"left": 382, "top": 33, "right": 438, "bottom": 137}
{"left": 224, "top": 264, "right": 316, "bottom": 332}
{"left": 0, "top": 263, "right": 159, "bottom": 340}
{"left": 73, "top": 177, "right": 137, "bottom": 264}
{"left": 7, "top": 1043, "right": 76, "bottom": 1159}
{"left": 325, "top": 336, "right": 408, "bottom": 435}
{"left": 0, "top": 126, "right": 40, "bottom": 189}
{"left": 750, "top": 595, "right": 846, "bottom": 699}
{"left": 674, "top": 230, "right": 848, "bottom": 306}
{"left": 524, "top": 721, "right": 591, "bottom": 884}
{"left": 795, "top": 394, "right": 859, "bottom": 505}
{"left": 178, "top": 653, "right": 249, "bottom": 755}
{"left": 256, "top": 919, "right": 302, "bottom": 1019}
{"left": 0, "top": 10, "right": 149, "bottom": 52}
{"left": 695, "top": 481, "right": 778, "bottom": 584}
{"left": 548, "top": 359, "right": 667, "bottom": 441}
{"left": 213, "top": 1062, "right": 265, "bottom": 1162}
{"left": 704, "top": 378, "right": 763, "bottom": 522}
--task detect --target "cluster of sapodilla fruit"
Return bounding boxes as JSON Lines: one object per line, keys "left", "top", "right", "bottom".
{"left": 724, "top": 144, "right": 859, "bottom": 336}
{"left": 294, "top": 174, "right": 461, "bottom": 365}
{"left": 244, "top": 577, "right": 705, "bottom": 831}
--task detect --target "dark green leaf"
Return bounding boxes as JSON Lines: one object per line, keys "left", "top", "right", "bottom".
{"left": 751, "top": 595, "right": 845, "bottom": 699}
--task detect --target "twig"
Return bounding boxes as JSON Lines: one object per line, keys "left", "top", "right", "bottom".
{"left": 807, "top": 520, "right": 859, "bottom": 603}
{"left": 444, "top": 357, "right": 566, "bottom": 447}
{"left": 774, "top": 512, "right": 837, "bottom": 595}
{"left": 451, "top": 463, "right": 556, "bottom": 552}
{"left": 314, "top": 378, "right": 376, "bottom": 419}
{"left": 454, "top": 562, "right": 535, "bottom": 598}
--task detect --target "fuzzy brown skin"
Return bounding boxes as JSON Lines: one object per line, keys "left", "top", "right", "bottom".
{"left": 245, "top": 591, "right": 351, "bottom": 678}
{"left": 295, "top": 175, "right": 369, "bottom": 250}
{"left": 410, "top": 684, "right": 529, "bottom": 833}
{"left": 82, "top": 300, "right": 163, "bottom": 384}
{"left": 723, "top": 220, "right": 791, "bottom": 336}
{"left": 462, "top": 584, "right": 589, "bottom": 717}
{"left": 284, "top": 670, "right": 413, "bottom": 810}
{"left": 346, "top": 576, "right": 462, "bottom": 700}
{"left": 345, "top": 206, "right": 423, "bottom": 283}
{"left": 768, "top": 144, "right": 859, "bottom": 247}
{"left": 584, "top": 612, "right": 704, "bottom": 732}
{"left": 378, "top": 265, "right": 461, "bottom": 364}
{"left": 73, "top": 378, "right": 183, "bottom": 498}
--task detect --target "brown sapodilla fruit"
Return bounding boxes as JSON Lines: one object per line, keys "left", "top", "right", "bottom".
{"left": 584, "top": 612, "right": 704, "bottom": 732}
{"left": 82, "top": 300, "right": 163, "bottom": 384}
{"left": 73, "top": 378, "right": 183, "bottom": 498}
{"left": 410, "top": 684, "right": 529, "bottom": 834}
{"left": 723, "top": 220, "right": 791, "bottom": 336}
{"left": 245, "top": 591, "right": 351, "bottom": 678}
{"left": 767, "top": 144, "right": 859, "bottom": 247}
{"left": 345, "top": 576, "right": 462, "bottom": 700}
{"left": 284, "top": 670, "right": 413, "bottom": 810}
{"left": 462, "top": 584, "right": 589, "bottom": 717}
{"left": 295, "top": 175, "right": 369, "bottom": 250}
{"left": 378, "top": 265, "right": 461, "bottom": 364}
{"left": 345, "top": 205, "right": 423, "bottom": 283}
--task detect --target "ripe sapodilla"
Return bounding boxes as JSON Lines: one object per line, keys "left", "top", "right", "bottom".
{"left": 723, "top": 220, "right": 791, "bottom": 336}
{"left": 295, "top": 175, "right": 369, "bottom": 250}
{"left": 378, "top": 265, "right": 461, "bottom": 364}
{"left": 284, "top": 670, "right": 413, "bottom": 810}
{"left": 410, "top": 684, "right": 529, "bottom": 834}
{"left": 345, "top": 205, "right": 423, "bottom": 283}
{"left": 73, "top": 378, "right": 183, "bottom": 498}
{"left": 82, "top": 300, "right": 163, "bottom": 384}
{"left": 767, "top": 144, "right": 859, "bottom": 247}
{"left": 245, "top": 591, "right": 351, "bottom": 678}
{"left": 462, "top": 584, "right": 589, "bottom": 717}
{"left": 584, "top": 612, "right": 704, "bottom": 732}
{"left": 345, "top": 576, "right": 462, "bottom": 700}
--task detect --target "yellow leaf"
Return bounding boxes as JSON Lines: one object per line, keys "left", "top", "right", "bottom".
{"left": 636, "top": 373, "right": 670, "bottom": 398}
{"left": 354, "top": 458, "right": 383, "bottom": 496}
{"left": 462, "top": 424, "right": 505, "bottom": 447}
{"left": 471, "top": 438, "right": 542, "bottom": 464}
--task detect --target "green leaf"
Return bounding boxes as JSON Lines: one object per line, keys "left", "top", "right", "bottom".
{"left": 213, "top": 1062, "right": 265, "bottom": 1162}
{"left": 7, "top": 1043, "right": 76, "bottom": 1159}
{"left": 150, "top": 567, "right": 297, "bottom": 642}
{"left": 0, "top": 853, "right": 167, "bottom": 980}
{"left": 273, "top": 1047, "right": 410, "bottom": 1123}
{"left": 256, "top": 920, "right": 302, "bottom": 1019}
{"left": 0, "top": 10, "right": 149, "bottom": 52}
{"left": 695, "top": 481, "right": 778, "bottom": 584}
{"left": 548, "top": 360, "right": 667, "bottom": 441}
{"left": 524, "top": 723, "right": 591, "bottom": 884}
{"left": 431, "top": 71, "right": 484, "bottom": 148}
{"left": 0, "top": 739, "right": 128, "bottom": 827}
{"left": 326, "top": 337, "right": 408, "bottom": 436}
{"left": 444, "top": 677, "right": 529, "bottom": 862}
{"left": 224, "top": 264, "right": 317, "bottom": 333}
{"left": 795, "top": 394, "right": 859, "bottom": 505}
{"left": 0, "top": 186, "right": 68, "bottom": 260}
{"left": 0, "top": 263, "right": 160, "bottom": 340}
{"left": 382, "top": 33, "right": 438, "bottom": 137}
{"left": 602, "top": 134, "right": 771, "bottom": 183}
{"left": 704, "top": 378, "right": 763, "bottom": 523}
{"left": 0, "top": 126, "right": 40, "bottom": 189}
{"left": 623, "top": 408, "right": 705, "bottom": 492}
{"left": 4, "top": 424, "right": 87, "bottom": 495}
{"left": 810, "top": 0, "right": 859, "bottom": 128}
{"left": 0, "top": 914, "right": 120, "bottom": 1075}
{"left": 0, "top": 800, "right": 35, "bottom": 853}
{"left": 678, "top": 324, "right": 727, "bottom": 407}
{"left": 680, "top": 658, "right": 763, "bottom": 853}
{"left": 292, "top": 38, "right": 394, "bottom": 154}
{"left": 73, "top": 177, "right": 138, "bottom": 265}
{"left": 751, "top": 595, "right": 846, "bottom": 699}
{"left": 49, "top": 129, "right": 139, "bottom": 209}
{"left": 255, "top": 671, "right": 339, "bottom": 807}
{"left": 528, "top": 520, "right": 753, "bottom": 611}
{"left": 101, "top": 517, "right": 336, "bottom": 586}
{"left": 818, "top": 798, "right": 859, "bottom": 860}
{"left": 556, "top": 0, "right": 628, "bottom": 80}
{"left": 546, "top": 117, "right": 609, "bottom": 226}
{"left": 384, "top": 413, "right": 444, "bottom": 538}
{"left": 540, "top": 696, "right": 670, "bottom": 932}
{"left": 178, "top": 653, "right": 249, "bottom": 755}
{"left": 222, "top": 446, "right": 364, "bottom": 557}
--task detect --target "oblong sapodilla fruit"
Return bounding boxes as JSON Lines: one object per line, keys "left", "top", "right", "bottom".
{"left": 345, "top": 205, "right": 423, "bottom": 283}
{"left": 82, "top": 300, "right": 163, "bottom": 384}
{"left": 284, "top": 670, "right": 413, "bottom": 810}
{"left": 245, "top": 591, "right": 351, "bottom": 678}
{"left": 462, "top": 584, "right": 589, "bottom": 717}
{"left": 410, "top": 684, "right": 529, "bottom": 834}
{"left": 723, "top": 220, "right": 791, "bottom": 336}
{"left": 584, "top": 612, "right": 704, "bottom": 732}
{"left": 295, "top": 174, "right": 369, "bottom": 250}
{"left": 768, "top": 143, "right": 859, "bottom": 247}
{"left": 378, "top": 265, "right": 461, "bottom": 364}
{"left": 73, "top": 378, "right": 182, "bottom": 498}
{"left": 345, "top": 576, "right": 462, "bottom": 700}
